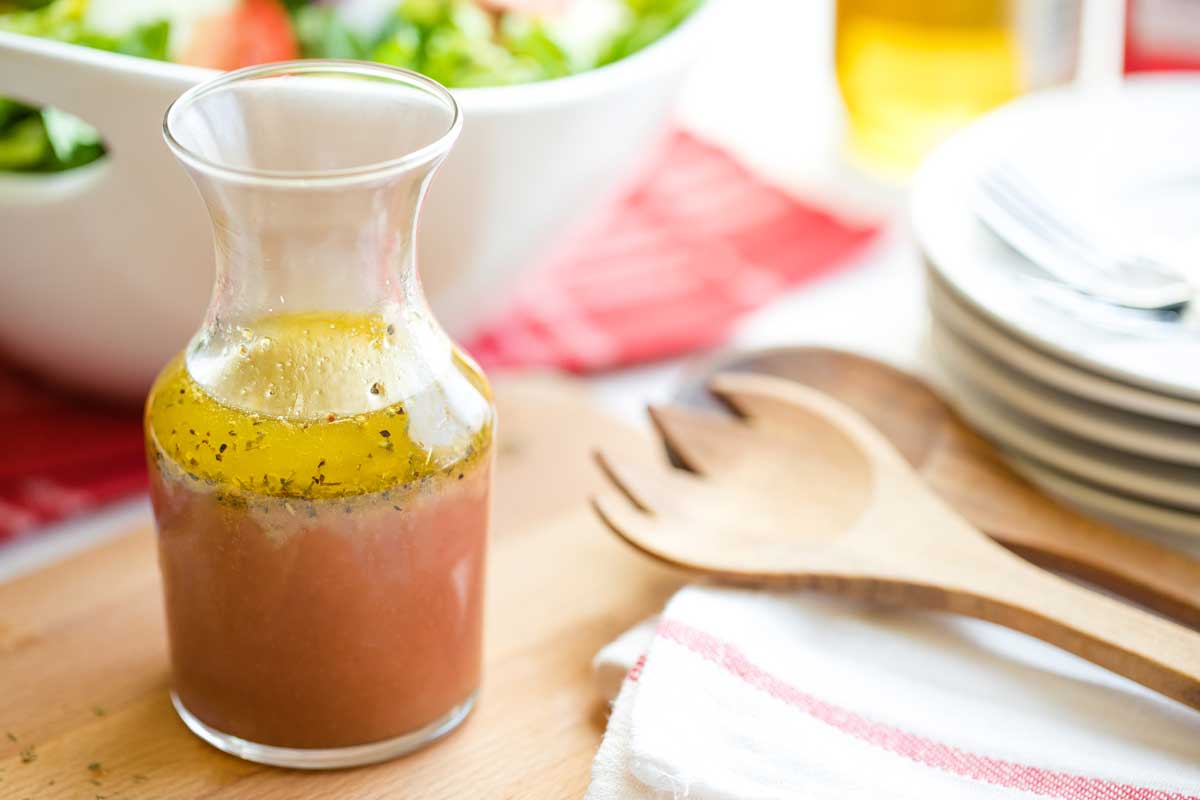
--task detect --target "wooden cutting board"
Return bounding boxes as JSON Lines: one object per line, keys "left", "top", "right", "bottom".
{"left": 0, "top": 376, "right": 681, "bottom": 799}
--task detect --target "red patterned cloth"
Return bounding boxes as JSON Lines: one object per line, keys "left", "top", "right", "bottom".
{"left": 465, "top": 133, "right": 876, "bottom": 371}
{"left": 0, "top": 368, "right": 146, "bottom": 539}
{"left": 0, "top": 132, "right": 877, "bottom": 543}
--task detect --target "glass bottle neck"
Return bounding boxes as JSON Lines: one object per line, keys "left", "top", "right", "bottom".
{"left": 162, "top": 62, "right": 464, "bottom": 422}
{"left": 180, "top": 161, "right": 454, "bottom": 421}
{"left": 194, "top": 170, "right": 432, "bottom": 327}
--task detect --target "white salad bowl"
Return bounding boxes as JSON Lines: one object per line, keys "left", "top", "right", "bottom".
{"left": 0, "top": 2, "right": 716, "bottom": 399}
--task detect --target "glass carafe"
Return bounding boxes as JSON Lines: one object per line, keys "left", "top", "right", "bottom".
{"left": 146, "top": 62, "right": 493, "bottom": 769}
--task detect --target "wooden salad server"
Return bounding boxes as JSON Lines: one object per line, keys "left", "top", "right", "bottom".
{"left": 670, "top": 347, "right": 1200, "bottom": 629}
{"left": 593, "top": 373, "right": 1200, "bottom": 712}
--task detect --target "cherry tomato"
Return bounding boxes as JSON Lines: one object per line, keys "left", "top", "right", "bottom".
{"left": 180, "top": 0, "right": 299, "bottom": 71}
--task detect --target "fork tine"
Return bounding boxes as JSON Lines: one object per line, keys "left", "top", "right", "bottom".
{"left": 647, "top": 404, "right": 750, "bottom": 477}
{"left": 591, "top": 492, "right": 662, "bottom": 550}
{"left": 706, "top": 372, "right": 816, "bottom": 429}
{"left": 708, "top": 372, "right": 874, "bottom": 437}
{"left": 594, "top": 449, "right": 702, "bottom": 513}
{"left": 592, "top": 491, "right": 709, "bottom": 574}
{"left": 981, "top": 167, "right": 1092, "bottom": 257}
{"left": 708, "top": 372, "right": 910, "bottom": 467}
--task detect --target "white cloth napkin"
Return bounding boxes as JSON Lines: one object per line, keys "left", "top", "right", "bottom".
{"left": 587, "top": 586, "right": 1200, "bottom": 799}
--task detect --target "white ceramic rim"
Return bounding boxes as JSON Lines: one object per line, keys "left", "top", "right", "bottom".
{"left": 925, "top": 268, "right": 1200, "bottom": 426}
{"left": 928, "top": 322, "right": 1200, "bottom": 467}
{"left": 0, "top": 0, "right": 720, "bottom": 111}
{"left": 1007, "top": 454, "right": 1200, "bottom": 544}
{"left": 937, "top": 360, "right": 1200, "bottom": 512}
{"left": 911, "top": 74, "right": 1200, "bottom": 401}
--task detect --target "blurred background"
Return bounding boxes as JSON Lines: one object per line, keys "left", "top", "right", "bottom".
{"left": 1, "top": 0, "right": 1198, "bottom": 564}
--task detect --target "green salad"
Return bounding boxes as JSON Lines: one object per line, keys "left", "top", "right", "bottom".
{"left": 0, "top": 0, "right": 700, "bottom": 172}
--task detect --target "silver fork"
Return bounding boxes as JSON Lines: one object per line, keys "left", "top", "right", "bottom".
{"left": 974, "top": 165, "right": 1195, "bottom": 312}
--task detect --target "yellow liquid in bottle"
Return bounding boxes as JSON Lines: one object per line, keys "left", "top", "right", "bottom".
{"left": 835, "top": 0, "right": 1021, "bottom": 177}
{"left": 146, "top": 310, "right": 492, "bottom": 501}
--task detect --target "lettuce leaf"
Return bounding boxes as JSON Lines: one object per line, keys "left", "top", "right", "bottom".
{"left": 600, "top": 0, "right": 699, "bottom": 65}
{"left": 0, "top": 0, "right": 87, "bottom": 38}
{"left": 294, "top": 5, "right": 369, "bottom": 59}
{"left": 113, "top": 17, "right": 169, "bottom": 60}
{"left": 0, "top": 113, "right": 49, "bottom": 169}
{"left": 0, "top": 3, "right": 170, "bottom": 171}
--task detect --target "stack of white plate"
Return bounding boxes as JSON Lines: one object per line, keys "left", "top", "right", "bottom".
{"left": 911, "top": 76, "right": 1200, "bottom": 542}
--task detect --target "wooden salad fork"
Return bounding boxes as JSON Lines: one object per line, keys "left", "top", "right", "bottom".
{"left": 592, "top": 373, "right": 1200, "bottom": 712}
{"left": 671, "top": 347, "right": 1200, "bottom": 628}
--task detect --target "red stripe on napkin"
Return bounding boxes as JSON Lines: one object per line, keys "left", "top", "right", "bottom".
{"left": 628, "top": 654, "right": 648, "bottom": 684}
{"left": 657, "top": 618, "right": 1196, "bottom": 800}
{"left": 0, "top": 131, "right": 876, "bottom": 542}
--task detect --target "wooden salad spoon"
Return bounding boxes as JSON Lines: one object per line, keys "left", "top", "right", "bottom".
{"left": 592, "top": 373, "right": 1200, "bottom": 711}
{"left": 671, "top": 347, "right": 1200, "bottom": 629}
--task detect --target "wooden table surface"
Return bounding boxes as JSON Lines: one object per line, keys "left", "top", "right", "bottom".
{"left": 0, "top": 376, "right": 682, "bottom": 799}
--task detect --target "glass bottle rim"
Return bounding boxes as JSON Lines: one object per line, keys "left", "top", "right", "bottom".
{"left": 163, "top": 60, "right": 462, "bottom": 187}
